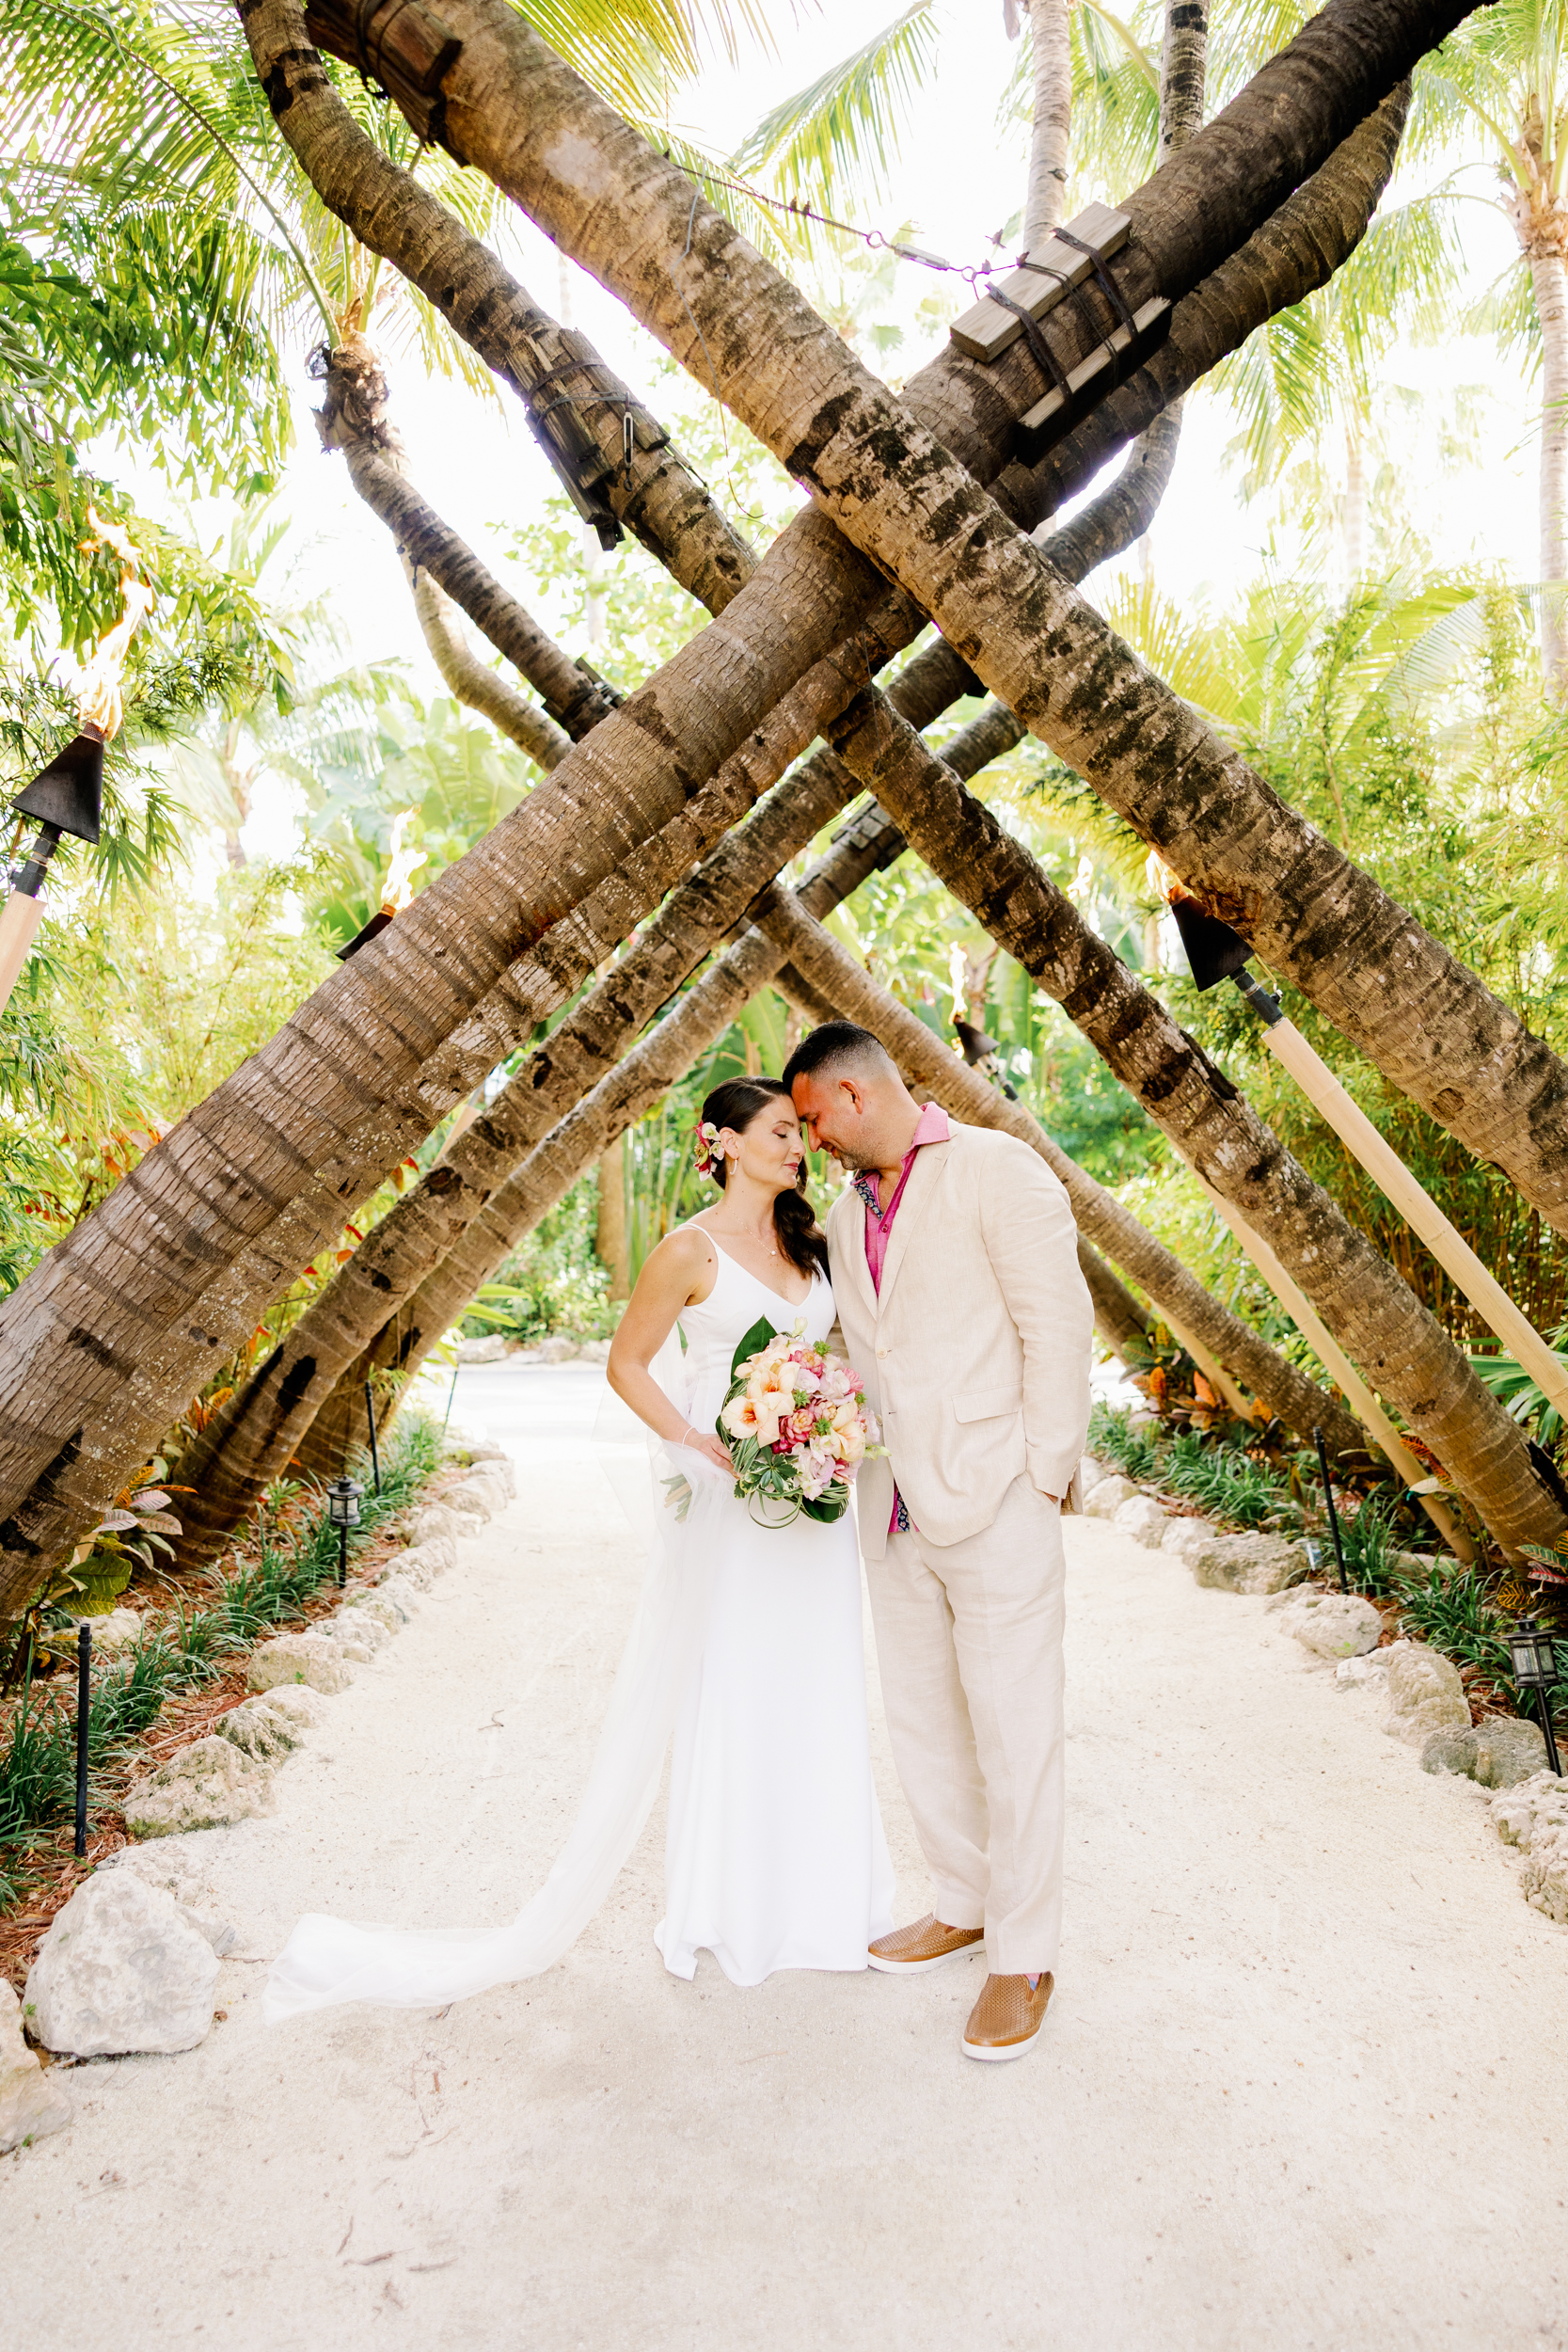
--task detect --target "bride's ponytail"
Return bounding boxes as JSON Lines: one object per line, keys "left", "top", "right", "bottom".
{"left": 700, "top": 1077, "right": 829, "bottom": 1282}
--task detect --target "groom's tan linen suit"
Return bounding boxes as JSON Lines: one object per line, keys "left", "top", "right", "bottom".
{"left": 827, "top": 1118, "right": 1092, "bottom": 1974}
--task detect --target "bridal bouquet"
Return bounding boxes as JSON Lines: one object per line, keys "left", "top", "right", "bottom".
{"left": 717, "top": 1315, "right": 881, "bottom": 1527}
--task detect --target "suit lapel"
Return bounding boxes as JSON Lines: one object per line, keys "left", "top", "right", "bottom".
{"left": 876, "top": 1136, "right": 951, "bottom": 1311}
{"left": 828, "top": 1183, "right": 877, "bottom": 1324}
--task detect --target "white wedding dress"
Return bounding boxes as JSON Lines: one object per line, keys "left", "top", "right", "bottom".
{"left": 656, "top": 1241, "right": 895, "bottom": 1983}
{"left": 263, "top": 1237, "right": 892, "bottom": 2022}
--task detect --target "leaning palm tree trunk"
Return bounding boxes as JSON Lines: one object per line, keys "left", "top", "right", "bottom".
{"left": 302, "top": 810, "right": 918, "bottom": 1470}
{"left": 315, "top": 331, "right": 618, "bottom": 747}
{"left": 754, "top": 887, "right": 1363, "bottom": 1458}
{"left": 166, "top": 739, "right": 878, "bottom": 1568}
{"left": 265, "top": 427, "right": 1189, "bottom": 1510}
{"left": 754, "top": 736, "right": 1564, "bottom": 1550}
{"left": 364, "top": 0, "right": 1568, "bottom": 1242}
{"left": 1073, "top": 1242, "right": 1154, "bottom": 1368}
{"left": 0, "top": 11, "right": 1434, "bottom": 1603}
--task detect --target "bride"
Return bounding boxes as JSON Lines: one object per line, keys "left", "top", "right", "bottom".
{"left": 611, "top": 1075, "right": 894, "bottom": 1983}
{"left": 263, "top": 1075, "right": 891, "bottom": 2021}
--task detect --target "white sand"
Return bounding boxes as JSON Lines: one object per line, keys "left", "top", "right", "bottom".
{"left": 5, "top": 1361, "right": 1567, "bottom": 2351}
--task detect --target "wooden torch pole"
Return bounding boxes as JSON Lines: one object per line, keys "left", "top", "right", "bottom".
{"left": 1184, "top": 1156, "right": 1476, "bottom": 1562}
{"left": 1238, "top": 976, "right": 1568, "bottom": 1427}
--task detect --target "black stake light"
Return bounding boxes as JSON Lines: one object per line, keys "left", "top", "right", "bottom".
{"left": 326, "top": 1473, "right": 363, "bottom": 1589}
{"left": 364, "top": 1380, "right": 382, "bottom": 1494}
{"left": 1314, "top": 1425, "right": 1349, "bottom": 1592}
{"left": 73, "top": 1619, "right": 91, "bottom": 1858}
{"left": 1508, "top": 1615, "right": 1562, "bottom": 1778}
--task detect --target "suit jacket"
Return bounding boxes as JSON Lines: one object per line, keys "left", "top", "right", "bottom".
{"left": 826, "top": 1120, "right": 1093, "bottom": 1560}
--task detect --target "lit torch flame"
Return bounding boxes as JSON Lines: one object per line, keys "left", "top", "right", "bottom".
{"left": 75, "top": 504, "right": 155, "bottom": 744}
{"left": 379, "top": 811, "right": 427, "bottom": 917}
{"left": 1146, "top": 849, "right": 1188, "bottom": 907}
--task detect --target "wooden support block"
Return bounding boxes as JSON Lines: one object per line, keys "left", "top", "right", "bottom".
{"left": 305, "top": 0, "right": 460, "bottom": 94}
{"left": 1009, "top": 296, "right": 1171, "bottom": 465}
{"left": 948, "top": 202, "right": 1131, "bottom": 363}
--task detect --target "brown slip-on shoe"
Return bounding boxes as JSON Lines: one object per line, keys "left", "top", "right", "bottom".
{"left": 867, "top": 1913, "right": 986, "bottom": 1975}
{"left": 961, "top": 1971, "right": 1054, "bottom": 2061}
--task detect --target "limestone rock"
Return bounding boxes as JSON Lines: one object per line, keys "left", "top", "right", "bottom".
{"left": 444, "top": 1480, "right": 493, "bottom": 1522}
{"left": 1487, "top": 1770, "right": 1568, "bottom": 1852}
{"left": 1084, "top": 1473, "right": 1137, "bottom": 1519}
{"left": 1113, "top": 1494, "right": 1168, "bottom": 1548}
{"left": 1162, "top": 1516, "right": 1219, "bottom": 1562}
{"left": 1420, "top": 1716, "right": 1548, "bottom": 1789}
{"left": 1381, "top": 1639, "right": 1471, "bottom": 1742}
{"left": 456, "top": 1333, "right": 509, "bottom": 1363}
{"left": 98, "top": 1846, "right": 235, "bottom": 1957}
{"left": 447, "top": 1471, "right": 509, "bottom": 1522}
{"left": 246, "top": 1683, "right": 323, "bottom": 1734}
{"left": 24, "top": 1872, "right": 219, "bottom": 2056}
{"left": 1275, "top": 1587, "right": 1383, "bottom": 1660}
{"left": 524, "top": 1334, "right": 580, "bottom": 1365}
{"left": 74, "top": 1608, "right": 143, "bottom": 1656}
{"left": 346, "top": 1587, "right": 411, "bottom": 1632}
{"left": 1523, "top": 1826, "right": 1568, "bottom": 1922}
{"left": 386, "top": 1536, "right": 454, "bottom": 1590}
{"left": 1335, "top": 1652, "right": 1390, "bottom": 1694}
{"left": 246, "top": 1632, "right": 353, "bottom": 1696}
{"left": 371, "top": 1573, "right": 421, "bottom": 1619}
{"left": 215, "top": 1692, "right": 311, "bottom": 1765}
{"left": 1190, "top": 1533, "right": 1303, "bottom": 1597}
{"left": 474, "top": 1450, "right": 516, "bottom": 1497}
{"left": 316, "top": 1610, "right": 388, "bottom": 1660}
{"left": 408, "top": 1502, "right": 467, "bottom": 1549}
{"left": 0, "top": 1982, "right": 71, "bottom": 2152}
{"left": 1077, "top": 1454, "right": 1110, "bottom": 1496}
{"left": 577, "top": 1338, "right": 611, "bottom": 1365}
{"left": 122, "top": 1735, "right": 274, "bottom": 1839}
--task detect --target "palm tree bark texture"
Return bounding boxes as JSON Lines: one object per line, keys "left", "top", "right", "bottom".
{"left": 0, "top": 177, "right": 1407, "bottom": 1616}
{"left": 0, "top": 1, "right": 1395, "bottom": 1530}
{"left": 769, "top": 711, "right": 1563, "bottom": 1550}
{"left": 176, "top": 58, "right": 1389, "bottom": 1516}
{"left": 0, "top": 1, "right": 1477, "bottom": 1602}
{"left": 181, "top": 432, "right": 1194, "bottom": 1565}
{"left": 0, "top": 593, "right": 945, "bottom": 1623}
{"left": 395, "top": 0, "right": 1568, "bottom": 1253}
{"left": 754, "top": 886, "right": 1361, "bottom": 1455}
{"left": 0, "top": 256, "right": 1187, "bottom": 1622}
{"left": 294, "top": 804, "right": 919, "bottom": 1478}
{"left": 166, "top": 737, "right": 879, "bottom": 1568}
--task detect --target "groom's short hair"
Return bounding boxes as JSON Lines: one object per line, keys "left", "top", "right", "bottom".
{"left": 781, "top": 1020, "right": 895, "bottom": 1091}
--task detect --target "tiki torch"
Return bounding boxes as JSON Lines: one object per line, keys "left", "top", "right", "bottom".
{"left": 1154, "top": 856, "right": 1568, "bottom": 1433}
{"left": 336, "top": 809, "right": 429, "bottom": 960}
{"left": 0, "top": 509, "right": 152, "bottom": 1021}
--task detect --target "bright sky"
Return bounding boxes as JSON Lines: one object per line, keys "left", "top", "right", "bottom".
{"left": 124, "top": 2, "right": 1545, "bottom": 858}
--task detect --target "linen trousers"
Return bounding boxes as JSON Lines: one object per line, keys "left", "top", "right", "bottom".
{"left": 868, "top": 1474, "right": 1065, "bottom": 1976}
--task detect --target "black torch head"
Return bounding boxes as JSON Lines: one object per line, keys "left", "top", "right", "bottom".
{"left": 12, "top": 728, "right": 103, "bottom": 846}
{"left": 954, "top": 1014, "right": 1002, "bottom": 1065}
{"left": 1169, "top": 893, "right": 1253, "bottom": 993}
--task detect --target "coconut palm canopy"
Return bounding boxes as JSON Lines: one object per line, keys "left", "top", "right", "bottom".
{"left": 0, "top": 0, "right": 1566, "bottom": 1625}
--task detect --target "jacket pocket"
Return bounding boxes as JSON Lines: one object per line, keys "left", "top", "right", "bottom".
{"left": 953, "top": 1381, "right": 1023, "bottom": 1423}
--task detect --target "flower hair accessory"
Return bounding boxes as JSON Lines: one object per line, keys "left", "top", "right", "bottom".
{"left": 693, "top": 1120, "right": 721, "bottom": 1179}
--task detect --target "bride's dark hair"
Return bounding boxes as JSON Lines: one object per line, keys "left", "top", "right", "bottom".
{"left": 701, "top": 1076, "right": 828, "bottom": 1282}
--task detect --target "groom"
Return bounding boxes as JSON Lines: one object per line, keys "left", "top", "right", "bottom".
{"left": 784, "top": 1021, "right": 1092, "bottom": 2062}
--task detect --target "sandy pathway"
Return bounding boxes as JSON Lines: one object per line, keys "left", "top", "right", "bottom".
{"left": 5, "top": 1361, "right": 1567, "bottom": 2352}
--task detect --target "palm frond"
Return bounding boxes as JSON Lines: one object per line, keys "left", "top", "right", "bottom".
{"left": 729, "top": 3, "right": 937, "bottom": 214}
